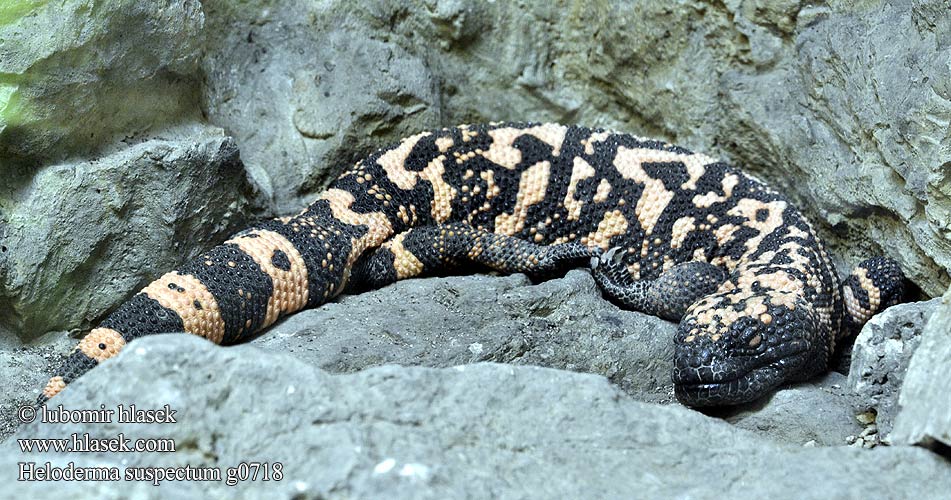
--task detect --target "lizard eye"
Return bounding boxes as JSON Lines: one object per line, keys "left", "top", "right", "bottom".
{"left": 98, "top": 343, "right": 107, "bottom": 350}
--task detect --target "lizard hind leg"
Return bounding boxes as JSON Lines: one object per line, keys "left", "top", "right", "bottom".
{"left": 346, "top": 222, "right": 597, "bottom": 293}
{"left": 590, "top": 247, "right": 728, "bottom": 321}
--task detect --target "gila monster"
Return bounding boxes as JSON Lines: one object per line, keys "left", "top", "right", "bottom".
{"left": 38, "top": 122, "right": 905, "bottom": 407}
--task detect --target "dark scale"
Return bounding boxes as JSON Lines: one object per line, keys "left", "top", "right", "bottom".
{"left": 100, "top": 294, "right": 185, "bottom": 341}
{"left": 39, "top": 123, "right": 907, "bottom": 408}
{"left": 271, "top": 249, "right": 292, "bottom": 271}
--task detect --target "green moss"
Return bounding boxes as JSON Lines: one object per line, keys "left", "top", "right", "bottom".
{"left": 0, "top": 80, "right": 25, "bottom": 126}
{"left": 0, "top": 0, "right": 48, "bottom": 26}
{"left": 0, "top": 0, "right": 47, "bottom": 127}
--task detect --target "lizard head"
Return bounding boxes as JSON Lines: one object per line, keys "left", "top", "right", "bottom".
{"left": 671, "top": 289, "right": 827, "bottom": 407}
{"left": 37, "top": 328, "right": 126, "bottom": 405}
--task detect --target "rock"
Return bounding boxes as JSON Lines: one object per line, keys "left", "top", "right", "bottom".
{"left": 720, "top": 0, "right": 951, "bottom": 294}
{"left": 0, "top": 131, "right": 257, "bottom": 339}
{"left": 711, "top": 372, "right": 864, "bottom": 447}
{"left": 3, "top": 270, "right": 869, "bottom": 450}
{"left": 251, "top": 270, "right": 679, "bottom": 401}
{"left": 847, "top": 299, "right": 940, "bottom": 439}
{"left": 256, "top": 270, "right": 866, "bottom": 446}
{"left": 0, "top": 0, "right": 206, "bottom": 167}
{"left": 3, "top": 334, "right": 949, "bottom": 498}
{"left": 0, "top": 329, "right": 74, "bottom": 442}
{"left": 892, "top": 288, "right": 951, "bottom": 450}
{"left": 201, "top": 5, "right": 441, "bottom": 213}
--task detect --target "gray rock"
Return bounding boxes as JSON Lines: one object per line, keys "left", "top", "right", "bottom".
{"left": 201, "top": 5, "right": 441, "bottom": 213}
{"left": 4, "top": 0, "right": 949, "bottom": 308}
{"left": 0, "top": 329, "right": 74, "bottom": 441}
{"left": 892, "top": 288, "right": 951, "bottom": 450}
{"left": 250, "top": 270, "right": 867, "bottom": 446}
{"left": 3, "top": 334, "right": 949, "bottom": 498}
{"left": 3, "top": 270, "right": 871, "bottom": 450}
{"left": 714, "top": 372, "right": 864, "bottom": 447}
{"left": 252, "top": 270, "right": 678, "bottom": 401}
{"left": 0, "top": 0, "right": 206, "bottom": 166}
{"left": 847, "top": 299, "right": 940, "bottom": 439}
{"left": 0, "top": 131, "right": 257, "bottom": 339}
{"left": 719, "top": 0, "right": 951, "bottom": 295}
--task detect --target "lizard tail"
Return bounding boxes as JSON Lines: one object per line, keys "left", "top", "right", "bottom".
{"left": 842, "top": 256, "right": 906, "bottom": 333}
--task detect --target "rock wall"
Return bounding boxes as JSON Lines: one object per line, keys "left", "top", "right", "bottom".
{"left": 1, "top": 1, "right": 949, "bottom": 339}
{"left": 0, "top": 1, "right": 258, "bottom": 338}
{"left": 0, "top": 1, "right": 206, "bottom": 167}
{"left": 201, "top": 0, "right": 951, "bottom": 293}
{"left": 0, "top": 133, "right": 255, "bottom": 336}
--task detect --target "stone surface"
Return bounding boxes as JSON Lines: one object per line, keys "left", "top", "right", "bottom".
{"left": 847, "top": 298, "right": 940, "bottom": 439}
{"left": 252, "top": 269, "right": 869, "bottom": 447}
{"left": 0, "top": 329, "right": 73, "bottom": 441}
{"left": 4, "top": 334, "right": 951, "bottom": 498}
{"left": 3, "top": 0, "right": 948, "bottom": 343}
{"left": 0, "top": 0, "right": 206, "bottom": 168}
{"left": 0, "top": 131, "right": 256, "bottom": 339}
{"left": 3, "top": 272, "right": 868, "bottom": 449}
{"left": 712, "top": 372, "right": 864, "bottom": 447}
{"left": 251, "top": 270, "right": 678, "bottom": 402}
{"left": 718, "top": 0, "right": 951, "bottom": 295}
{"left": 892, "top": 288, "right": 951, "bottom": 450}
{"left": 201, "top": 2, "right": 442, "bottom": 213}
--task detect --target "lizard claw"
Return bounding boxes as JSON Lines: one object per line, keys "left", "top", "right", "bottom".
{"left": 606, "top": 246, "right": 625, "bottom": 265}
{"left": 591, "top": 246, "right": 625, "bottom": 269}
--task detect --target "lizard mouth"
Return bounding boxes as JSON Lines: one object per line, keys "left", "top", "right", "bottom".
{"left": 672, "top": 341, "right": 810, "bottom": 407}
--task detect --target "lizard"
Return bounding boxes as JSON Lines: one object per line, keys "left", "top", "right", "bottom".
{"left": 37, "top": 122, "right": 905, "bottom": 407}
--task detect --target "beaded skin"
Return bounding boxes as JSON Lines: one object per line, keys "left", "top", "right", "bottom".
{"left": 39, "top": 123, "right": 904, "bottom": 407}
